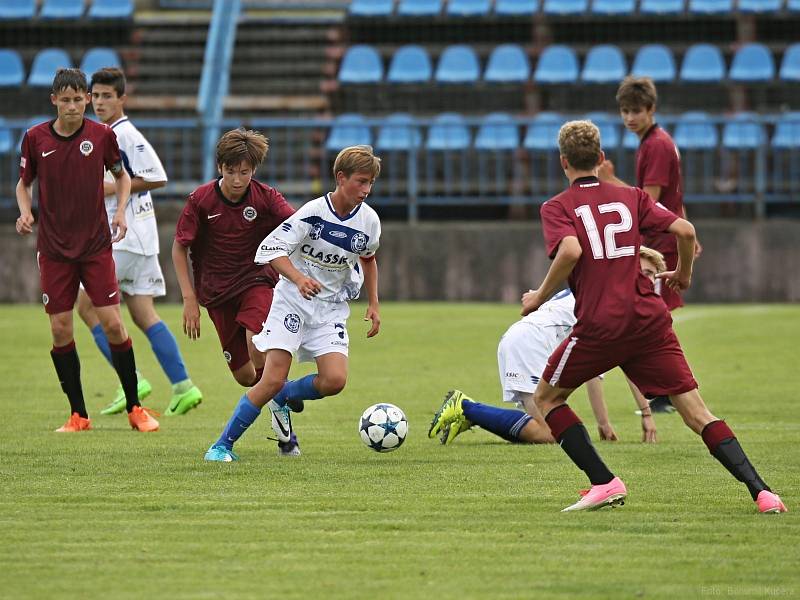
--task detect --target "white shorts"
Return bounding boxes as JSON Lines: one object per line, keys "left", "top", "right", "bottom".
{"left": 252, "top": 280, "right": 350, "bottom": 363}
{"left": 497, "top": 321, "right": 570, "bottom": 404}
{"left": 113, "top": 250, "right": 166, "bottom": 297}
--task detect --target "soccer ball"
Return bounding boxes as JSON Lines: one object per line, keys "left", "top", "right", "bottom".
{"left": 358, "top": 403, "right": 408, "bottom": 452}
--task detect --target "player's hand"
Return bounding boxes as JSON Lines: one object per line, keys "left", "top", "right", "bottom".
{"left": 15, "top": 213, "right": 34, "bottom": 235}
{"left": 597, "top": 159, "right": 615, "bottom": 181}
{"left": 182, "top": 297, "right": 201, "bottom": 340}
{"left": 641, "top": 415, "right": 657, "bottom": 443}
{"left": 110, "top": 213, "right": 127, "bottom": 243}
{"left": 694, "top": 239, "right": 703, "bottom": 258}
{"left": 656, "top": 269, "right": 691, "bottom": 292}
{"left": 598, "top": 423, "right": 619, "bottom": 441}
{"left": 364, "top": 305, "right": 381, "bottom": 338}
{"left": 297, "top": 276, "right": 323, "bottom": 300}
{"left": 521, "top": 289, "right": 543, "bottom": 316}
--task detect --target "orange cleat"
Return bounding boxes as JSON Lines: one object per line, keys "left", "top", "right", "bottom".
{"left": 55, "top": 413, "right": 92, "bottom": 433}
{"left": 128, "top": 406, "right": 160, "bottom": 432}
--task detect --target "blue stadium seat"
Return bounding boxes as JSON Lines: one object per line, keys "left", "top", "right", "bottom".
{"left": 729, "top": 43, "right": 774, "bottom": 82}
{"left": 771, "top": 112, "right": 800, "bottom": 149}
{"left": 338, "top": 45, "right": 383, "bottom": 84}
{"left": 591, "top": 0, "right": 636, "bottom": 15}
{"left": 631, "top": 44, "right": 677, "bottom": 82}
{"left": 88, "top": 0, "right": 134, "bottom": 19}
{"left": 0, "top": 117, "right": 12, "bottom": 154}
{"left": 28, "top": 49, "right": 73, "bottom": 87}
{"left": 722, "top": 113, "right": 766, "bottom": 149}
{"left": 679, "top": 44, "right": 725, "bottom": 82}
{"left": 581, "top": 45, "right": 627, "bottom": 83}
{"left": 475, "top": 113, "right": 519, "bottom": 150}
{"left": 426, "top": 113, "right": 471, "bottom": 150}
{"left": 673, "top": 112, "right": 718, "bottom": 150}
{"left": 0, "top": 0, "right": 36, "bottom": 19}
{"left": 779, "top": 43, "right": 800, "bottom": 81}
{"left": 326, "top": 114, "right": 372, "bottom": 151}
{"left": 41, "top": 0, "right": 85, "bottom": 19}
{"left": 687, "top": 0, "right": 732, "bottom": 13}
{"left": 387, "top": 45, "right": 432, "bottom": 83}
{"left": 542, "top": 0, "right": 588, "bottom": 13}
{"left": 435, "top": 45, "right": 480, "bottom": 84}
{"left": 484, "top": 44, "right": 530, "bottom": 83}
{"left": 789, "top": 0, "right": 800, "bottom": 10}
{"left": 17, "top": 116, "right": 51, "bottom": 152}
{"left": 0, "top": 49, "right": 25, "bottom": 87}
{"left": 80, "top": 48, "right": 122, "bottom": 76}
{"left": 494, "top": 0, "right": 539, "bottom": 15}
{"left": 397, "top": 0, "right": 442, "bottom": 16}
{"left": 623, "top": 128, "right": 640, "bottom": 149}
{"left": 639, "top": 0, "right": 685, "bottom": 14}
{"left": 349, "top": 0, "right": 394, "bottom": 16}
{"left": 737, "top": 0, "right": 782, "bottom": 13}
{"left": 376, "top": 113, "right": 422, "bottom": 150}
{"left": 586, "top": 112, "right": 620, "bottom": 149}
{"left": 524, "top": 112, "right": 562, "bottom": 151}
{"left": 447, "top": 0, "right": 492, "bottom": 16}
{"left": 533, "top": 45, "right": 579, "bottom": 84}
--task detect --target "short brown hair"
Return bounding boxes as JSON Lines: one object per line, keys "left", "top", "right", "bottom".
{"left": 333, "top": 145, "right": 381, "bottom": 180}
{"left": 90, "top": 67, "right": 126, "bottom": 97}
{"left": 52, "top": 68, "right": 87, "bottom": 95}
{"left": 639, "top": 246, "right": 667, "bottom": 273}
{"left": 616, "top": 76, "right": 657, "bottom": 110}
{"left": 216, "top": 128, "right": 269, "bottom": 169}
{"left": 558, "top": 120, "right": 601, "bottom": 171}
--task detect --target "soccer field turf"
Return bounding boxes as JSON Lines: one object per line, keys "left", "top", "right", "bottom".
{"left": 1, "top": 303, "right": 798, "bottom": 599}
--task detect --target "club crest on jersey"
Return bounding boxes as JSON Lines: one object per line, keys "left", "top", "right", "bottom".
{"left": 79, "top": 140, "right": 94, "bottom": 156}
{"left": 223, "top": 351, "right": 232, "bottom": 363}
{"left": 242, "top": 206, "right": 257, "bottom": 222}
{"left": 350, "top": 232, "right": 367, "bottom": 253}
{"left": 309, "top": 222, "right": 324, "bottom": 240}
{"left": 284, "top": 313, "right": 301, "bottom": 333}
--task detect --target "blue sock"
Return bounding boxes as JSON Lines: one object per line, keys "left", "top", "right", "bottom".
{"left": 272, "top": 374, "right": 323, "bottom": 407}
{"left": 216, "top": 394, "right": 261, "bottom": 450}
{"left": 91, "top": 324, "right": 113, "bottom": 367}
{"left": 461, "top": 400, "right": 532, "bottom": 443}
{"left": 145, "top": 321, "right": 189, "bottom": 385}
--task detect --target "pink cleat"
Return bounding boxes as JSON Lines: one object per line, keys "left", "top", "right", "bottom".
{"left": 562, "top": 476, "right": 627, "bottom": 512}
{"left": 756, "top": 491, "right": 787, "bottom": 514}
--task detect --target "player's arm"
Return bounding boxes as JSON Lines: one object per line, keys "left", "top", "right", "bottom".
{"left": 172, "top": 239, "right": 201, "bottom": 340}
{"left": 105, "top": 177, "right": 165, "bottom": 197}
{"left": 681, "top": 205, "right": 703, "bottom": 257}
{"left": 360, "top": 255, "right": 380, "bottom": 338}
{"left": 656, "top": 218, "right": 696, "bottom": 292}
{"left": 108, "top": 161, "right": 131, "bottom": 243}
{"left": 585, "top": 377, "right": 618, "bottom": 442}
{"left": 521, "top": 236, "right": 582, "bottom": 316}
{"left": 269, "top": 255, "right": 322, "bottom": 300}
{"left": 15, "top": 178, "right": 34, "bottom": 235}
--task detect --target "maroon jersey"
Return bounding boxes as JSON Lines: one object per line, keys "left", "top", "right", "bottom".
{"left": 636, "top": 124, "right": 683, "bottom": 255}
{"left": 19, "top": 119, "right": 122, "bottom": 260}
{"left": 540, "top": 176, "right": 679, "bottom": 341}
{"left": 175, "top": 179, "right": 295, "bottom": 307}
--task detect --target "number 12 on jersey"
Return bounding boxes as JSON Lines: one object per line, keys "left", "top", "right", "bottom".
{"left": 574, "top": 202, "right": 635, "bottom": 260}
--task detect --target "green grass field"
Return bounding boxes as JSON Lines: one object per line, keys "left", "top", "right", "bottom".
{"left": 1, "top": 303, "right": 798, "bottom": 599}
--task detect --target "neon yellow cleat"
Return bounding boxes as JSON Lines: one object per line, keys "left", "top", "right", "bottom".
{"left": 100, "top": 377, "right": 153, "bottom": 415}
{"left": 428, "top": 389, "right": 474, "bottom": 445}
{"left": 165, "top": 385, "right": 203, "bottom": 416}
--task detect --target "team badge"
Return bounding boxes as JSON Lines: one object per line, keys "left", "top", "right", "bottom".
{"left": 223, "top": 351, "right": 232, "bottom": 363}
{"left": 350, "top": 232, "right": 367, "bottom": 253}
{"left": 79, "top": 140, "right": 94, "bottom": 156}
{"left": 243, "top": 206, "right": 257, "bottom": 222}
{"left": 284, "top": 313, "right": 301, "bottom": 333}
{"left": 42, "top": 293, "right": 49, "bottom": 306}
{"left": 309, "top": 222, "right": 324, "bottom": 240}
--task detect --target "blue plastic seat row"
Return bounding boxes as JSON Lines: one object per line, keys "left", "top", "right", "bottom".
{"left": 323, "top": 112, "right": 799, "bottom": 153}
{"left": 0, "top": 48, "right": 122, "bottom": 88}
{"left": 339, "top": 42, "right": 800, "bottom": 85}
{"left": 349, "top": 0, "right": 799, "bottom": 17}
{"left": 0, "top": 0, "right": 132, "bottom": 19}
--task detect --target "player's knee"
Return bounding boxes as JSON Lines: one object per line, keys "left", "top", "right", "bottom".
{"left": 50, "top": 320, "right": 73, "bottom": 346}
{"left": 317, "top": 373, "right": 347, "bottom": 396}
{"left": 233, "top": 370, "right": 256, "bottom": 387}
{"left": 100, "top": 318, "right": 126, "bottom": 341}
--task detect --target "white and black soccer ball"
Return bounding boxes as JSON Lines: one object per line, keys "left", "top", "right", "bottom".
{"left": 359, "top": 403, "right": 408, "bottom": 453}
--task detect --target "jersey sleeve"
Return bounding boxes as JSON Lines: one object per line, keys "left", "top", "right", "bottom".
{"left": 122, "top": 129, "right": 167, "bottom": 183}
{"left": 638, "top": 188, "right": 679, "bottom": 235}
{"left": 540, "top": 199, "right": 577, "bottom": 259}
{"left": 364, "top": 214, "right": 381, "bottom": 258}
{"left": 103, "top": 126, "right": 123, "bottom": 173}
{"left": 19, "top": 130, "right": 37, "bottom": 184}
{"left": 254, "top": 203, "right": 312, "bottom": 264}
{"left": 174, "top": 194, "right": 201, "bottom": 247}
{"left": 269, "top": 188, "right": 296, "bottom": 223}
{"left": 639, "top": 140, "right": 673, "bottom": 189}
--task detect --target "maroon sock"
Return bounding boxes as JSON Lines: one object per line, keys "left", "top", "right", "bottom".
{"left": 702, "top": 420, "right": 770, "bottom": 500}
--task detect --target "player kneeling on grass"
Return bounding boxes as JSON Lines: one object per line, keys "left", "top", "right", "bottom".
{"left": 204, "top": 145, "right": 383, "bottom": 462}
{"left": 526, "top": 119, "right": 786, "bottom": 513}
{"left": 429, "top": 248, "right": 666, "bottom": 446}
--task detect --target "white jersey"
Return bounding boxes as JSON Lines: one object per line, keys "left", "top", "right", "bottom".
{"left": 254, "top": 193, "right": 381, "bottom": 303}
{"left": 104, "top": 117, "right": 167, "bottom": 255}
{"left": 519, "top": 288, "right": 576, "bottom": 329}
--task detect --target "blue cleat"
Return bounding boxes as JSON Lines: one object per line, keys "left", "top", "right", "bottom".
{"left": 204, "top": 444, "right": 239, "bottom": 462}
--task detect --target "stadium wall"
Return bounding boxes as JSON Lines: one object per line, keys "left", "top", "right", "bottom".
{"left": 1, "top": 220, "right": 798, "bottom": 304}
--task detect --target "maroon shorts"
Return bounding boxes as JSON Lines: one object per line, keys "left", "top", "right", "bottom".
{"left": 542, "top": 325, "right": 698, "bottom": 397}
{"left": 38, "top": 247, "right": 119, "bottom": 315}
{"left": 206, "top": 285, "right": 274, "bottom": 371}
{"left": 656, "top": 251, "right": 684, "bottom": 311}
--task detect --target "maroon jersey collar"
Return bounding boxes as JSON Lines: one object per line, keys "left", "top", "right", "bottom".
{"left": 571, "top": 175, "right": 600, "bottom": 187}
{"left": 214, "top": 177, "right": 252, "bottom": 207}
{"left": 640, "top": 123, "right": 660, "bottom": 144}
{"left": 49, "top": 118, "right": 86, "bottom": 141}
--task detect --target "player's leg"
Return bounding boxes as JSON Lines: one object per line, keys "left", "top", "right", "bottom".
{"left": 671, "top": 389, "right": 786, "bottom": 512}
